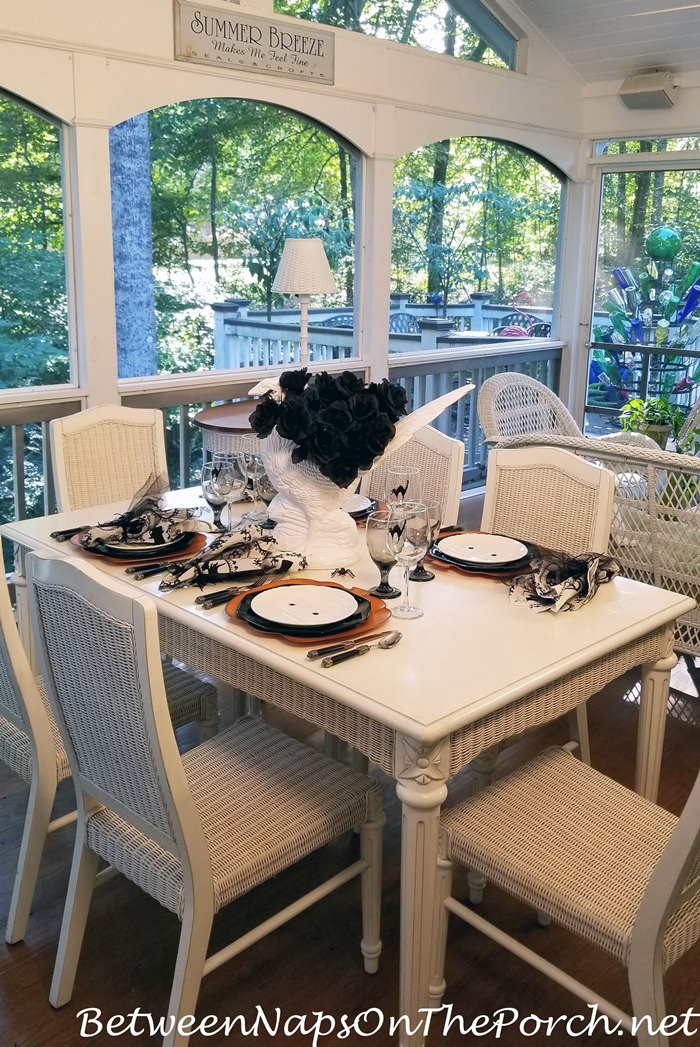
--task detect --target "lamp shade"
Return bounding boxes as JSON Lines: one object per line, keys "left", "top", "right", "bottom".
{"left": 272, "top": 238, "right": 337, "bottom": 295}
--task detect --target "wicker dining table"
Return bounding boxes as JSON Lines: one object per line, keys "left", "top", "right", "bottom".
{"left": 2, "top": 491, "right": 694, "bottom": 1047}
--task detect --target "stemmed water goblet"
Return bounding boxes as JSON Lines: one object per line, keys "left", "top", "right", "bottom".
{"left": 383, "top": 465, "right": 422, "bottom": 508}
{"left": 239, "top": 435, "right": 268, "bottom": 524}
{"left": 365, "top": 509, "right": 402, "bottom": 599}
{"left": 200, "top": 461, "right": 230, "bottom": 531}
{"left": 386, "top": 501, "right": 430, "bottom": 619}
{"left": 409, "top": 500, "right": 441, "bottom": 582}
{"left": 211, "top": 452, "right": 247, "bottom": 529}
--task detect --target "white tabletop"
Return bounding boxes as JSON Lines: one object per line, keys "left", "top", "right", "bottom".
{"left": 3, "top": 491, "right": 694, "bottom": 749}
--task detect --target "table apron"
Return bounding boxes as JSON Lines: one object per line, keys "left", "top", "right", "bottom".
{"left": 158, "top": 616, "right": 670, "bottom": 781}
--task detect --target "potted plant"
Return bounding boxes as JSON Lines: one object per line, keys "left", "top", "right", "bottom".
{"left": 619, "top": 395, "right": 686, "bottom": 448}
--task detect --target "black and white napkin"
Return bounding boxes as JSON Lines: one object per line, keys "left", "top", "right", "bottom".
{"left": 78, "top": 473, "right": 214, "bottom": 550}
{"left": 158, "top": 524, "right": 308, "bottom": 590}
{"left": 508, "top": 551, "right": 620, "bottom": 613}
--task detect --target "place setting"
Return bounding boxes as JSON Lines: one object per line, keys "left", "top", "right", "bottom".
{"left": 429, "top": 530, "right": 540, "bottom": 578}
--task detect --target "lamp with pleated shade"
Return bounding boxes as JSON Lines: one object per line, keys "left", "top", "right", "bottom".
{"left": 272, "top": 238, "right": 337, "bottom": 366}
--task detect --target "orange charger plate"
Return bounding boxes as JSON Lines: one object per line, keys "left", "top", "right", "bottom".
{"left": 225, "top": 577, "right": 390, "bottom": 645}
{"left": 428, "top": 530, "right": 537, "bottom": 580}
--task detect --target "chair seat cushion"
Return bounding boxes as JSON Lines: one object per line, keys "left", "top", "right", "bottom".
{"left": 441, "top": 747, "right": 700, "bottom": 967}
{"left": 85, "top": 717, "right": 382, "bottom": 919}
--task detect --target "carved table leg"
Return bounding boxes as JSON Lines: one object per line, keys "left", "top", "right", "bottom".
{"left": 637, "top": 626, "right": 677, "bottom": 802}
{"left": 395, "top": 733, "right": 450, "bottom": 1047}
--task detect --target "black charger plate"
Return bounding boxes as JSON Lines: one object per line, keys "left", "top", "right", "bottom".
{"left": 236, "top": 588, "right": 371, "bottom": 637}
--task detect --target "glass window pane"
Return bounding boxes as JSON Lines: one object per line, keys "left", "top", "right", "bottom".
{"left": 595, "top": 136, "right": 700, "bottom": 156}
{"left": 392, "top": 137, "right": 562, "bottom": 325}
{"left": 109, "top": 99, "right": 357, "bottom": 378}
{"left": 0, "top": 94, "right": 70, "bottom": 390}
{"left": 275, "top": 0, "right": 514, "bottom": 69}
{"left": 586, "top": 166, "right": 700, "bottom": 429}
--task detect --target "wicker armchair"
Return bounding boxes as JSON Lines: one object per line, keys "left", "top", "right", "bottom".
{"left": 360, "top": 424, "right": 465, "bottom": 528}
{"left": 478, "top": 372, "right": 582, "bottom": 445}
{"left": 430, "top": 746, "right": 700, "bottom": 1044}
{"left": 27, "top": 552, "right": 384, "bottom": 1047}
{"left": 494, "top": 434, "right": 700, "bottom": 658}
{"left": 50, "top": 405, "right": 169, "bottom": 511}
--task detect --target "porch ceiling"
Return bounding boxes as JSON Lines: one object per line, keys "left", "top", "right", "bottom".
{"left": 513, "top": 0, "right": 700, "bottom": 84}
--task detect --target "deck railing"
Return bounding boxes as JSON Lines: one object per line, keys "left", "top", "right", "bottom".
{"left": 0, "top": 340, "right": 563, "bottom": 533}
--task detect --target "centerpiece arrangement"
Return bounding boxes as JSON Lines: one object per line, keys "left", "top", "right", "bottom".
{"left": 248, "top": 368, "right": 473, "bottom": 566}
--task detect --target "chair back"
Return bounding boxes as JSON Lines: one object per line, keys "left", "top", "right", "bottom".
{"left": 0, "top": 545, "right": 57, "bottom": 783}
{"left": 50, "top": 405, "right": 169, "bottom": 512}
{"left": 478, "top": 373, "right": 582, "bottom": 446}
{"left": 26, "top": 552, "right": 197, "bottom": 854}
{"left": 481, "top": 446, "right": 615, "bottom": 555}
{"left": 360, "top": 425, "right": 464, "bottom": 527}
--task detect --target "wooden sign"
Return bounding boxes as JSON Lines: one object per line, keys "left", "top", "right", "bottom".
{"left": 175, "top": 0, "right": 335, "bottom": 83}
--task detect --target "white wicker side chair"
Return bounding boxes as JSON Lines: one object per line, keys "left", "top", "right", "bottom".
{"left": 50, "top": 405, "right": 169, "bottom": 511}
{"left": 26, "top": 551, "right": 384, "bottom": 1047}
{"left": 50, "top": 403, "right": 218, "bottom": 735}
{"left": 430, "top": 746, "right": 700, "bottom": 1046}
{"left": 480, "top": 446, "right": 615, "bottom": 770}
{"left": 360, "top": 424, "right": 465, "bottom": 527}
{"left": 0, "top": 543, "right": 73, "bottom": 945}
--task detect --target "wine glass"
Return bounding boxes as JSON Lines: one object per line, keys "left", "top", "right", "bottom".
{"left": 239, "top": 435, "right": 268, "bottom": 523}
{"left": 365, "top": 510, "right": 402, "bottom": 599}
{"left": 409, "top": 500, "right": 441, "bottom": 582}
{"left": 200, "top": 462, "right": 228, "bottom": 531}
{"left": 386, "top": 501, "right": 430, "bottom": 619}
{"left": 211, "top": 452, "right": 247, "bottom": 529}
{"left": 383, "top": 465, "right": 422, "bottom": 508}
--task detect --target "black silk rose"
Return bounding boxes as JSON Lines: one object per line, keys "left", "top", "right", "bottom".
{"left": 249, "top": 369, "right": 408, "bottom": 487}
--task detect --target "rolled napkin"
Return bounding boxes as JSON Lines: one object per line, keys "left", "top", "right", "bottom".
{"left": 508, "top": 551, "right": 620, "bottom": 613}
{"left": 158, "top": 523, "right": 308, "bottom": 590}
{"left": 78, "top": 473, "right": 214, "bottom": 551}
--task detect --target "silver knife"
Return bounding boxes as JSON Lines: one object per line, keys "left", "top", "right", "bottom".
{"left": 306, "top": 629, "right": 395, "bottom": 660}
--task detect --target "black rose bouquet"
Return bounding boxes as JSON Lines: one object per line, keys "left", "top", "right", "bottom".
{"left": 248, "top": 369, "right": 408, "bottom": 488}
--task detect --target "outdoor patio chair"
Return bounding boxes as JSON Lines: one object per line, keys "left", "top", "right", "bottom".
{"left": 429, "top": 746, "right": 700, "bottom": 1047}
{"left": 50, "top": 405, "right": 169, "bottom": 512}
{"left": 478, "top": 372, "right": 659, "bottom": 449}
{"left": 0, "top": 542, "right": 218, "bottom": 945}
{"left": 26, "top": 551, "right": 384, "bottom": 1047}
{"left": 360, "top": 424, "right": 465, "bottom": 528}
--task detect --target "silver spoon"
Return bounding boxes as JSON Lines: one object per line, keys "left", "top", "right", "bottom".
{"left": 321, "top": 631, "right": 402, "bottom": 667}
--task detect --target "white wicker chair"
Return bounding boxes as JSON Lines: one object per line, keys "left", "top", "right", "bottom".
{"left": 478, "top": 372, "right": 582, "bottom": 446}
{"left": 360, "top": 424, "right": 465, "bottom": 528}
{"left": 0, "top": 543, "right": 72, "bottom": 945}
{"left": 26, "top": 551, "right": 384, "bottom": 1047}
{"left": 476, "top": 446, "right": 615, "bottom": 816}
{"left": 481, "top": 445, "right": 615, "bottom": 559}
{"left": 430, "top": 746, "right": 700, "bottom": 1046}
{"left": 493, "top": 434, "right": 700, "bottom": 659}
{"left": 478, "top": 373, "right": 659, "bottom": 450}
{"left": 0, "top": 542, "right": 217, "bottom": 944}
{"left": 50, "top": 405, "right": 169, "bottom": 511}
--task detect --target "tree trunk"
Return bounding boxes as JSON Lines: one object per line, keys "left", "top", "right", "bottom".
{"left": 628, "top": 141, "right": 654, "bottom": 261}
{"left": 109, "top": 113, "right": 158, "bottom": 379}
{"left": 338, "top": 145, "right": 354, "bottom": 303}
{"left": 206, "top": 105, "right": 220, "bottom": 284}
{"left": 652, "top": 141, "right": 667, "bottom": 227}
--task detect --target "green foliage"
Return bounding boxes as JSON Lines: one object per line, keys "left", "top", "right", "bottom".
{"left": 620, "top": 396, "right": 685, "bottom": 436}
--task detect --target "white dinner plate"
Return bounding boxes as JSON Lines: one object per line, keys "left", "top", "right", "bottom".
{"left": 437, "top": 533, "right": 529, "bottom": 566}
{"left": 249, "top": 584, "right": 359, "bottom": 626}
{"left": 341, "top": 493, "right": 373, "bottom": 514}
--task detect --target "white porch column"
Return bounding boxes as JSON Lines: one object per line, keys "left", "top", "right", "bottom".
{"left": 358, "top": 150, "right": 395, "bottom": 380}
{"left": 553, "top": 173, "right": 600, "bottom": 424}
{"left": 65, "top": 122, "right": 119, "bottom": 406}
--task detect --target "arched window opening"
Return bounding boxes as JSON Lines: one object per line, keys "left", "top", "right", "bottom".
{"left": 392, "top": 136, "right": 563, "bottom": 330}
{"left": 109, "top": 99, "right": 359, "bottom": 380}
{"left": 0, "top": 92, "right": 69, "bottom": 391}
